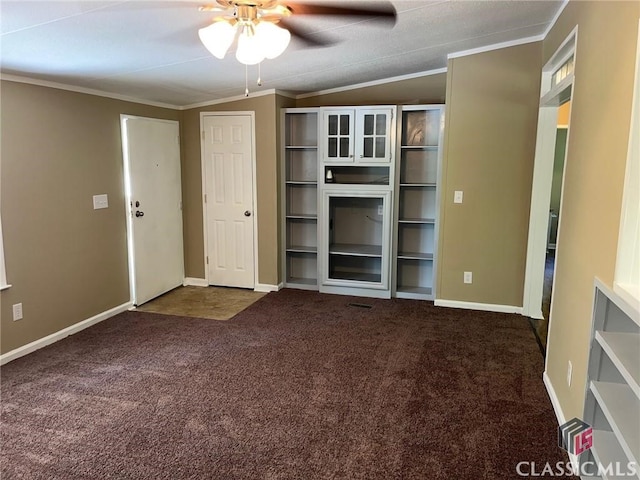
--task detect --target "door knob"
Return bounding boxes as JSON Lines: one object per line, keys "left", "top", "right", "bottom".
{"left": 244, "top": 210, "right": 251, "bottom": 217}
{"left": 135, "top": 211, "right": 144, "bottom": 217}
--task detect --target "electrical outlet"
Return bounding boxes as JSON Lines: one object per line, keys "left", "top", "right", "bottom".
{"left": 567, "top": 361, "right": 573, "bottom": 386}
{"left": 12, "top": 303, "right": 23, "bottom": 321}
{"left": 377, "top": 205, "right": 383, "bottom": 215}
{"left": 464, "top": 271, "right": 472, "bottom": 284}
{"left": 454, "top": 190, "right": 464, "bottom": 204}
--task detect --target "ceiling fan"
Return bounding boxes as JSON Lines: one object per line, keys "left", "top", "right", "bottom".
{"left": 197, "top": 1, "right": 397, "bottom": 66}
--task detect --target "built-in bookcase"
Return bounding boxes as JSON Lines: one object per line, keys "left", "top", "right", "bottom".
{"left": 393, "top": 105, "right": 444, "bottom": 300}
{"left": 581, "top": 279, "right": 640, "bottom": 480}
{"left": 282, "top": 109, "right": 319, "bottom": 289}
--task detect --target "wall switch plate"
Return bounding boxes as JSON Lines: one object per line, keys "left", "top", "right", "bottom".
{"left": 13, "top": 303, "right": 23, "bottom": 321}
{"left": 464, "top": 271, "right": 472, "bottom": 284}
{"left": 93, "top": 194, "right": 109, "bottom": 210}
{"left": 454, "top": 191, "right": 464, "bottom": 204}
{"left": 567, "top": 361, "right": 573, "bottom": 386}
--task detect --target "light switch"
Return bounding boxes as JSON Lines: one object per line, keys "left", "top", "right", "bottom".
{"left": 93, "top": 194, "right": 109, "bottom": 210}
{"left": 454, "top": 191, "right": 463, "bottom": 204}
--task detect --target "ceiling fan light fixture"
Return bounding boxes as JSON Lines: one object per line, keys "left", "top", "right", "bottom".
{"left": 235, "top": 26, "right": 266, "bottom": 65}
{"left": 199, "top": 20, "right": 236, "bottom": 59}
{"left": 255, "top": 21, "right": 290, "bottom": 59}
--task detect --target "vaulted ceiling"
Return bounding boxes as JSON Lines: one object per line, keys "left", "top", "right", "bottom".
{"left": 0, "top": 1, "right": 564, "bottom": 107}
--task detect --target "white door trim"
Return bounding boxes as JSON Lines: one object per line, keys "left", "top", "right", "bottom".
{"left": 522, "top": 28, "right": 577, "bottom": 320}
{"left": 200, "top": 111, "right": 259, "bottom": 288}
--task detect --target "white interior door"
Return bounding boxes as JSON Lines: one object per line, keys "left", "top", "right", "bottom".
{"left": 122, "top": 116, "right": 184, "bottom": 306}
{"left": 203, "top": 114, "right": 255, "bottom": 289}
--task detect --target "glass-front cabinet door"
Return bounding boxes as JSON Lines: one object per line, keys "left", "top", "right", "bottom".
{"left": 323, "top": 110, "right": 354, "bottom": 162}
{"left": 354, "top": 108, "right": 394, "bottom": 163}
{"left": 320, "top": 190, "right": 392, "bottom": 297}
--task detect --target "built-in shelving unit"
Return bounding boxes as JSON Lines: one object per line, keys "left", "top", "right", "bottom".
{"left": 581, "top": 279, "right": 640, "bottom": 479}
{"left": 281, "top": 104, "right": 445, "bottom": 301}
{"left": 393, "top": 105, "right": 444, "bottom": 300}
{"left": 281, "top": 109, "right": 319, "bottom": 289}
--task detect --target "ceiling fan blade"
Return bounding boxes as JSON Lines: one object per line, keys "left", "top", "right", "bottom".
{"left": 287, "top": 1, "right": 396, "bottom": 24}
{"left": 278, "top": 19, "right": 335, "bottom": 47}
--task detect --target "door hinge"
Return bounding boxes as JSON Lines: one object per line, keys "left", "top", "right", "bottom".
{"left": 204, "top": 194, "right": 207, "bottom": 203}
{"left": 206, "top": 256, "right": 209, "bottom": 265}
{"left": 201, "top": 130, "right": 205, "bottom": 141}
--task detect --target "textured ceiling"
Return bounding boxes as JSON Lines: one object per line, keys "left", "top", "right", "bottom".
{"left": 0, "top": 0, "right": 564, "bottom": 107}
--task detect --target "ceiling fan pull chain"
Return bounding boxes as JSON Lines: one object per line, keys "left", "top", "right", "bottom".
{"left": 257, "top": 62, "right": 262, "bottom": 87}
{"left": 245, "top": 64, "right": 249, "bottom": 97}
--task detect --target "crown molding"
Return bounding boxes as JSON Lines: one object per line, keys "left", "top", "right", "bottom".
{"left": 0, "top": 73, "right": 181, "bottom": 110}
{"left": 543, "top": 0, "right": 570, "bottom": 39}
{"left": 295, "top": 67, "right": 448, "bottom": 100}
{"left": 181, "top": 88, "right": 284, "bottom": 110}
{"left": 447, "top": 34, "right": 545, "bottom": 60}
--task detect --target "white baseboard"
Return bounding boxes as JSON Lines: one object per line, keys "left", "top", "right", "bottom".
{"left": 255, "top": 282, "right": 281, "bottom": 293}
{"left": 434, "top": 299, "right": 523, "bottom": 315}
{"left": 183, "top": 277, "right": 208, "bottom": 287}
{"left": 0, "top": 301, "right": 132, "bottom": 366}
{"left": 543, "top": 371, "right": 580, "bottom": 470}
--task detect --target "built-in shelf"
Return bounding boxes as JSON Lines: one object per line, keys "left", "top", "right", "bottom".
{"left": 329, "top": 243, "right": 382, "bottom": 257}
{"left": 397, "top": 252, "right": 433, "bottom": 261}
{"left": 590, "top": 381, "right": 639, "bottom": 466}
{"left": 582, "top": 279, "right": 640, "bottom": 480}
{"left": 397, "top": 286, "right": 432, "bottom": 296}
{"left": 393, "top": 105, "right": 443, "bottom": 301}
{"left": 595, "top": 331, "right": 640, "bottom": 396}
{"left": 399, "top": 183, "right": 436, "bottom": 187}
{"left": 329, "top": 271, "right": 381, "bottom": 283}
{"left": 282, "top": 109, "right": 320, "bottom": 290}
{"left": 398, "top": 218, "right": 436, "bottom": 224}
{"left": 286, "top": 245, "right": 318, "bottom": 254}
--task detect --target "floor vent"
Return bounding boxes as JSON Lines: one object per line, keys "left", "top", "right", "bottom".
{"left": 348, "top": 303, "right": 373, "bottom": 309}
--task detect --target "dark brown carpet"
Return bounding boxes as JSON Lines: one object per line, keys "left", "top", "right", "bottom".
{"left": 1, "top": 289, "right": 573, "bottom": 479}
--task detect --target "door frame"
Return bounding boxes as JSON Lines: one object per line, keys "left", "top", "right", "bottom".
{"left": 522, "top": 28, "right": 577, "bottom": 319}
{"left": 120, "top": 114, "right": 184, "bottom": 305}
{"left": 200, "top": 111, "right": 259, "bottom": 288}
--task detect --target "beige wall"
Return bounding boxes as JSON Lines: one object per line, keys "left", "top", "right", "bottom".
{"left": 437, "top": 42, "right": 542, "bottom": 306}
{"left": 0, "top": 80, "right": 179, "bottom": 354}
{"left": 542, "top": 1, "right": 639, "bottom": 420}
{"left": 181, "top": 94, "right": 282, "bottom": 286}
{"left": 295, "top": 72, "right": 446, "bottom": 107}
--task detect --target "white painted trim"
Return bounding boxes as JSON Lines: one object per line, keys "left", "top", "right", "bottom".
{"left": 255, "top": 283, "right": 281, "bottom": 293}
{"left": 0, "top": 302, "right": 132, "bottom": 366}
{"left": 1, "top": 74, "right": 180, "bottom": 110}
{"left": 0, "top": 284, "right": 11, "bottom": 291}
{"left": 182, "top": 89, "right": 279, "bottom": 110}
{"left": 183, "top": 277, "right": 209, "bottom": 287}
{"left": 544, "top": 370, "right": 567, "bottom": 426}
{"left": 295, "top": 68, "right": 448, "bottom": 100}
{"left": 523, "top": 28, "right": 577, "bottom": 324}
{"left": 543, "top": 371, "right": 580, "bottom": 470}
{"left": 200, "top": 111, "right": 259, "bottom": 289}
{"left": 434, "top": 299, "right": 523, "bottom": 315}
{"left": 447, "top": 35, "right": 544, "bottom": 60}
{"left": 542, "top": 0, "right": 570, "bottom": 39}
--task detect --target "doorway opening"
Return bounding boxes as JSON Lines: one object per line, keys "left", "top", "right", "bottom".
{"left": 522, "top": 28, "right": 577, "bottom": 355}
{"left": 537, "top": 101, "right": 570, "bottom": 348}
